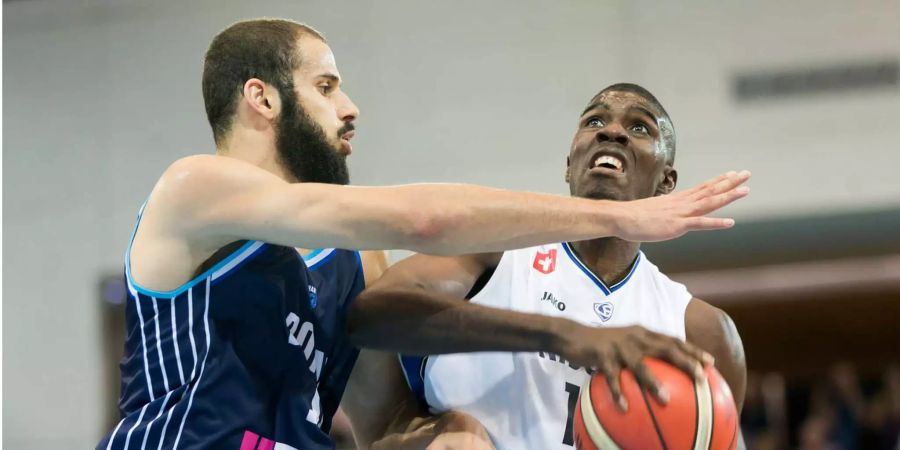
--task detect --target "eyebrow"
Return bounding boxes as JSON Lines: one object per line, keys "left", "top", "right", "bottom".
{"left": 628, "top": 106, "right": 658, "bottom": 125}
{"left": 580, "top": 101, "right": 610, "bottom": 117}
{"left": 316, "top": 73, "right": 341, "bottom": 84}
{"left": 580, "top": 102, "right": 659, "bottom": 125}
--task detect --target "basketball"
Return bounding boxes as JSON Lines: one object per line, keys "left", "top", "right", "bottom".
{"left": 574, "top": 358, "right": 738, "bottom": 450}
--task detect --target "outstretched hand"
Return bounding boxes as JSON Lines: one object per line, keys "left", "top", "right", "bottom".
{"left": 614, "top": 170, "right": 751, "bottom": 242}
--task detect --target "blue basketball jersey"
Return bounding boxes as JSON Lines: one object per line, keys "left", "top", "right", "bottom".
{"left": 98, "top": 204, "right": 365, "bottom": 450}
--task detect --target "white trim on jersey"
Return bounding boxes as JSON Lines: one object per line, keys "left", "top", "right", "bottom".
{"left": 135, "top": 291, "right": 155, "bottom": 401}
{"left": 211, "top": 241, "right": 266, "bottom": 280}
{"left": 304, "top": 248, "right": 336, "bottom": 268}
{"left": 154, "top": 400, "right": 177, "bottom": 450}
{"left": 171, "top": 298, "right": 186, "bottom": 386}
{"left": 172, "top": 277, "right": 213, "bottom": 450}
{"left": 152, "top": 297, "right": 172, "bottom": 392}
{"left": 121, "top": 402, "right": 150, "bottom": 450}
{"left": 139, "top": 390, "right": 174, "bottom": 450}
{"left": 188, "top": 288, "right": 198, "bottom": 380}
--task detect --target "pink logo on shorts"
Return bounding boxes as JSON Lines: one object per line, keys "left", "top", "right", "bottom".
{"left": 240, "top": 431, "right": 274, "bottom": 450}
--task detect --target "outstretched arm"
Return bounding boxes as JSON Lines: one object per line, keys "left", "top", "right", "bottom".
{"left": 347, "top": 252, "right": 714, "bottom": 407}
{"left": 151, "top": 155, "right": 750, "bottom": 256}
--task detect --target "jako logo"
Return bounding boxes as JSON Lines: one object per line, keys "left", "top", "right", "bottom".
{"left": 593, "top": 302, "right": 614, "bottom": 322}
{"left": 541, "top": 291, "right": 566, "bottom": 311}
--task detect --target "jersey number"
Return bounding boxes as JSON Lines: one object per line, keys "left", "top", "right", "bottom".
{"left": 563, "top": 382, "right": 580, "bottom": 446}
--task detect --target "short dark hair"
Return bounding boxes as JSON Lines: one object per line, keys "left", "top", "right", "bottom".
{"left": 597, "top": 83, "right": 676, "bottom": 163}
{"left": 202, "top": 19, "right": 326, "bottom": 145}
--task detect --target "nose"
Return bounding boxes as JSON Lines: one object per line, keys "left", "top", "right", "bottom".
{"left": 337, "top": 91, "right": 359, "bottom": 123}
{"left": 595, "top": 122, "right": 629, "bottom": 146}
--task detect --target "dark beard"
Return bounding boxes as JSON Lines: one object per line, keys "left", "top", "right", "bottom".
{"left": 275, "top": 92, "right": 350, "bottom": 185}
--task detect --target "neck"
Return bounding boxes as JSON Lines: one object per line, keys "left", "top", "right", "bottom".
{"left": 569, "top": 237, "right": 641, "bottom": 286}
{"left": 217, "top": 125, "right": 295, "bottom": 182}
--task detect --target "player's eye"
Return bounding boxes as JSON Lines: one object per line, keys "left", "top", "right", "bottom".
{"left": 318, "top": 83, "right": 333, "bottom": 95}
{"left": 631, "top": 122, "right": 649, "bottom": 134}
{"left": 586, "top": 117, "right": 604, "bottom": 128}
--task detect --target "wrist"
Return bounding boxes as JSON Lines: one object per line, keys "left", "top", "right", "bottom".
{"left": 546, "top": 317, "right": 580, "bottom": 355}
{"left": 585, "top": 198, "right": 626, "bottom": 239}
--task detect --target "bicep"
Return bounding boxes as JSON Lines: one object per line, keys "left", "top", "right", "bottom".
{"left": 685, "top": 299, "right": 747, "bottom": 412}
{"left": 368, "top": 252, "right": 501, "bottom": 298}
{"left": 157, "top": 155, "right": 415, "bottom": 251}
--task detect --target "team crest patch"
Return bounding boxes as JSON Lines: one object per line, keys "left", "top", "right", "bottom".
{"left": 308, "top": 285, "right": 318, "bottom": 309}
{"left": 593, "top": 302, "right": 614, "bottom": 322}
{"left": 532, "top": 249, "right": 557, "bottom": 274}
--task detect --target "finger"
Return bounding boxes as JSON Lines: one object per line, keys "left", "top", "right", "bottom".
{"left": 699, "top": 170, "right": 751, "bottom": 199}
{"left": 656, "top": 344, "right": 707, "bottom": 382}
{"left": 600, "top": 361, "right": 628, "bottom": 411}
{"left": 681, "top": 172, "right": 733, "bottom": 197}
{"left": 691, "top": 186, "right": 751, "bottom": 216}
{"left": 681, "top": 216, "right": 736, "bottom": 231}
{"left": 671, "top": 338, "right": 716, "bottom": 366}
{"left": 688, "top": 170, "right": 751, "bottom": 201}
{"left": 626, "top": 357, "right": 669, "bottom": 404}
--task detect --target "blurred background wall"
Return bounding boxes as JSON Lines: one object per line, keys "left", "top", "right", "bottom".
{"left": 3, "top": 0, "right": 899, "bottom": 448}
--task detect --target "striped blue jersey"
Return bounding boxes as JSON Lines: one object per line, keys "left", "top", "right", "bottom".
{"left": 98, "top": 204, "right": 365, "bottom": 450}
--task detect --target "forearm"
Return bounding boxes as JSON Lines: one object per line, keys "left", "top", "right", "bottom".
{"left": 346, "top": 286, "right": 569, "bottom": 354}
{"left": 300, "top": 183, "right": 621, "bottom": 256}
{"left": 392, "top": 184, "right": 620, "bottom": 255}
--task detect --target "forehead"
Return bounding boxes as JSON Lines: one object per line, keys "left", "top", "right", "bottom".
{"left": 584, "top": 90, "right": 658, "bottom": 116}
{"left": 294, "top": 37, "right": 339, "bottom": 78}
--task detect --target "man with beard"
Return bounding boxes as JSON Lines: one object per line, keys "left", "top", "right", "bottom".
{"left": 99, "top": 18, "right": 750, "bottom": 450}
{"left": 344, "top": 84, "right": 748, "bottom": 450}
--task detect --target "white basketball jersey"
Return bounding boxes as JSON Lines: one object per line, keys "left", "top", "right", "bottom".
{"left": 420, "top": 243, "right": 692, "bottom": 450}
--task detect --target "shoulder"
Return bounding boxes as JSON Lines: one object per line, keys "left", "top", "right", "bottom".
{"left": 156, "top": 154, "right": 274, "bottom": 201}
{"left": 685, "top": 299, "right": 742, "bottom": 359}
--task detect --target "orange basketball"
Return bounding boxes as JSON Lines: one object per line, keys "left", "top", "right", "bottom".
{"left": 573, "top": 358, "right": 738, "bottom": 450}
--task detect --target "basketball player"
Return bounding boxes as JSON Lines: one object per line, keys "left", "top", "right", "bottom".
{"left": 344, "top": 84, "right": 748, "bottom": 449}
{"left": 98, "top": 16, "right": 751, "bottom": 450}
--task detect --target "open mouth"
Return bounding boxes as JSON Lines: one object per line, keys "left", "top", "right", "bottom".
{"left": 591, "top": 153, "right": 625, "bottom": 174}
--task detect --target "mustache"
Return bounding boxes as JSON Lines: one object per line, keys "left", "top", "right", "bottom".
{"left": 337, "top": 122, "right": 355, "bottom": 138}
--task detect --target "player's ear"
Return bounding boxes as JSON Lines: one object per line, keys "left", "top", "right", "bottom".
{"left": 656, "top": 166, "right": 677, "bottom": 195}
{"left": 565, "top": 156, "right": 571, "bottom": 183}
{"left": 242, "top": 78, "right": 279, "bottom": 121}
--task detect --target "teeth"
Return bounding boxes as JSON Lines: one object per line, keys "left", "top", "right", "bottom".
{"left": 594, "top": 155, "right": 623, "bottom": 171}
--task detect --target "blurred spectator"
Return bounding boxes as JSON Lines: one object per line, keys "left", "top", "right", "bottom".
{"left": 742, "top": 372, "right": 788, "bottom": 450}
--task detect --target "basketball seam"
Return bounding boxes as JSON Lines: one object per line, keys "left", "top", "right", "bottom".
{"left": 639, "top": 387, "right": 669, "bottom": 450}
{"left": 707, "top": 385, "right": 716, "bottom": 450}
{"left": 692, "top": 375, "right": 714, "bottom": 450}
{"left": 579, "top": 377, "right": 623, "bottom": 450}
{"left": 691, "top": 379, "right": 699, "bottom": 449}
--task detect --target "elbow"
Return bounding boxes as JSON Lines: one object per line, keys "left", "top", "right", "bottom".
{"left": 403, "top": 206, "right": 469, "bottom": 255}
{"left": 344, "top": 296, "right": 369, "bottom": 348}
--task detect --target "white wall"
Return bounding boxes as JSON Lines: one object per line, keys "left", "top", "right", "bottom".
{"left": 3, "top": 0, "right": 899, "bottom": 447}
